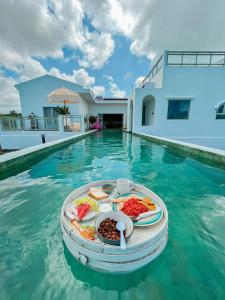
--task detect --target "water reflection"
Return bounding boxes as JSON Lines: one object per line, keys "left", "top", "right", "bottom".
{"left": 63, "top": 242, "right": 151, "bottom": 293}
{"left": 162, "top": 149, "right": 186, "bottom": 165}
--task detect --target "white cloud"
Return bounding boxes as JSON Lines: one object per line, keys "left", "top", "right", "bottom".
{"left": 84, "top": 0, "right": 225, "bottom": 62}
{"left": 0, "top": 0, "right": 115, "bottom": 75}
{"left": 103, "top": 74, "right": 114, "bottom": 81}
{"left": 104, "top": 75, "right": 126, "bottom": 98}
{"left": 19, "top": 57, "right": 47, "bottom": 81}
{"left": 83, "top": 0, "right": 134, "bottom": 36}
{"left": 0, "top": 73, "right": 20, "bottom": 113}
{"left": 92, "top": 86, "right": 105, "bottom": 96}
{"left": 135, "top": 76, "right": 145, "bottom": 88}
{"left": 78, "top": 31, "right": 115, "bottom": 69}
{"left": 109, "top": 82, "right": 126, "bottom": 98}
{"left": 124, "top": 72, "right": 133, "bottom": 80}
{"left": 49, "top": 68, "right": 95, "bottom": 87}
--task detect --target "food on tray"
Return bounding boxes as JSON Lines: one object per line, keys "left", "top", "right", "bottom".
{"left": 71, "top": 219, "right": 96, "bottom": 240}
{"left": 112, "top": 194, "right": 140, "bottom": 203}
{"left": 73, "top": 197, "right": 99, "bottom": 211}
{"left": 121, "top": 198, "right": 148, "bottom": 217}
{"left": 77, "top": 203, "right": 90, "bottom": 220}
{"left": 88, "top": 187, "right": 108, "bottom": 200}
{"left": 97, "top": 218, "right": 125, "bottom": 241}
{"left": 142, "top": 197, "right": 157, "bottom": 211}
{"left": 114, "top": 194, "right": 157, "bottom": 217}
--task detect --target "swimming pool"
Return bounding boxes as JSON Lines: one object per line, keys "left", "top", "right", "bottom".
{"left": 1, "top": 130, "right": 225, "bottom": 299}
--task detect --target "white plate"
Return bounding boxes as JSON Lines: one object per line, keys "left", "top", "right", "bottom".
{"left": 66, "top": 201, "right": 99, "bottom": 221}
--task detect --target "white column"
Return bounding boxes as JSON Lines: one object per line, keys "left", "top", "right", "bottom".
{"left": 58, "top": 115, "right": 64, "bottom": 132}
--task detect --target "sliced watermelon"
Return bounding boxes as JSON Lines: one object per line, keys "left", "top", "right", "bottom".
{"left": 77, "top": 203, "right": 90, "bottom": 220}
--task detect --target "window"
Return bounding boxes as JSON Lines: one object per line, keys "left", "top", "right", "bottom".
{"left": 167, "top": 100, "right": 191, "bottom": 119}
{"left": 216, "top": 103, "right": 225, "bottom": 119}
{"left": 43, "top": 107, "right": 58, "bottom": 117}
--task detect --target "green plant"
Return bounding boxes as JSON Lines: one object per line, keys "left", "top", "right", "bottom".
{"left": 89, "top": 115, "right": 97, "bottom": 124}
{"left": 55, "top": 106, "right": 70, "bottom": 128}
{"left": 9, "top": 110, "right": 22, "bottom": 116}
{"left": 55, "top": 106, "right": 70, "bottom": 115}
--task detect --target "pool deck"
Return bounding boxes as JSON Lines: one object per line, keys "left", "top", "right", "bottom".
{"left": 0, "top": 130, "right": 97, "bottom": 179}
{"left": 133, "top": 131, "right": 225, "bottom": 169}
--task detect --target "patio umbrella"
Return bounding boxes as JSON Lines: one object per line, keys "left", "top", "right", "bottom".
{"left": 48, "top": 87, "right": 81, "bottom": 104}
{"left": 48, "top": 87, "right": 81, "bottom": 128}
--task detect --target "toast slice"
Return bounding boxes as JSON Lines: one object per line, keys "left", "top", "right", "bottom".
{"left": 88, "top": 187, "right": 108, "bottom": 200}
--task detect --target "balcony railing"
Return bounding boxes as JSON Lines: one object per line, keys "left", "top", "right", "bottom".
{"left": 0, "top": 116, "right": 59, "bottom": 131}
{"left": 167, "top": 51, "right": 225, "bottom": 66}
{"left": 63, "top": 115, "right": 82, "bottom": 132}
{"left": 142, "top": 55, "right": 163, "bottom": 87}
{"left": 141, "top": 50, "right": 225, "bottom": 87}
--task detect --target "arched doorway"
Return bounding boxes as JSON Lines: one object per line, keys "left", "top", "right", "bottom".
{"left": 129, "top": 100, "right": 133, "bottom": 132}
{"left": 142, "top": 95, "right": 155, "bottom": 126}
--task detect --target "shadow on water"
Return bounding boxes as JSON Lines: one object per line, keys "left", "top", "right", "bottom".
{"left": 63, "top": 242, "right": 153, "bottom": 293}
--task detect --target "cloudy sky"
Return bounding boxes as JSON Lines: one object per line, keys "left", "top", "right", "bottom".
{"left": 1, "top": 0, "right": 225, "bottom": 113}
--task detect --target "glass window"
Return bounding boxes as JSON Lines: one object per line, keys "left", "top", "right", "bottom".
{"left": 216, "top": 104, "right": 225, "bottom": 119}
{"left": 167, "top": 100, "right": 191, "bottom": 119}
{"left": 43, "top": 107, "right": 58, "bottom": 117}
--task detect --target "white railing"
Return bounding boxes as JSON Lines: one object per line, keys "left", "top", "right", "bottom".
{"left": 142, "top": 55, "right": 163, "bottom": 87}
{"left": 0, "top": 116, "right": 59, "bottom": 131}
{"left": 0, "top": 115, "right": 83, "bottom": 132}
{"left": 62, "top": 115, "right": 82, "bottom": 132}
{"left": 167, "top": 51, "right": 225, "bottom": 66}
{"left": 142, "top": 50, "right": 225, "bottom": 87}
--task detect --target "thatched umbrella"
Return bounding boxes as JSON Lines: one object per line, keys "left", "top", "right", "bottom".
{"left": 48, "top": 87, "right": 81, "bottom": 127}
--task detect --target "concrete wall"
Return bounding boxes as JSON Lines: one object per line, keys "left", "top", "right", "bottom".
{"left": 131, "top": 52, "right": 225, "bottom": 149}
{"left": 0, "top": 130, "right": 77, "bottom": 149}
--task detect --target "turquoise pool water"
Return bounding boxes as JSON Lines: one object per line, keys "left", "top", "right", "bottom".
{"left": 1, "top": 131, "right": 225, "bottom": 300}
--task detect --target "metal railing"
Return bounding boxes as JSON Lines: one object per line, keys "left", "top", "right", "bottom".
{"left": 63, "top": 115, "right": 82, "bottom": 132}
{"left": 0, "top": 116, "right": 59, "bottom": 131}
{"left": 141, "top": 50, "right": 225, "bottom": 87}
{"left": 142, "top": 54, "right": 163, "bottom": 87}
{"left": 167, "top": 51, "right": 225, "bottom": 66}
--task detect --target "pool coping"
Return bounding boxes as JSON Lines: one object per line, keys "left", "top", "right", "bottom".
{"left": 133, "top": 131, "right": 225, "bottom": 169}
{"left": 0, "top": 130, "right": 97, "bottom": 178}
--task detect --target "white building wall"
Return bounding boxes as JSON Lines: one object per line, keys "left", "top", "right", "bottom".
{"left": 89, "top": 103, "right": 128, "bottom": 127}
{"left": 17, "top": 75, "right": 86, "bottom": 117}
{"left": 131, "top": 55, "right": 225, "bottom": 149}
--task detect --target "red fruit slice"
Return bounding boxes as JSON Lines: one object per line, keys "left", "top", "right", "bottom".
{"left": 77, "top": 203, "right": 90, "bottom": 220}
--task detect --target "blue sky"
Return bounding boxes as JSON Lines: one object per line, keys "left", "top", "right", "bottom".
{"left": 0, "top": 0, "right": 225, "bottom": 112}
{"left": 39, "top": 36, "right": 150, "bottom": 97}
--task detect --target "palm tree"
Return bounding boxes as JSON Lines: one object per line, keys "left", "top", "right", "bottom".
{"left": 55, "top": 105, "right": 70, "bottom": 128}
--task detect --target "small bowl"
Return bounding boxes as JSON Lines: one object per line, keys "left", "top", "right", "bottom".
{"left": 102, "top": 184, "right": 114, "bottom": 195}
{"left": 95, "top": 211, "right": 134, "bottom": 246}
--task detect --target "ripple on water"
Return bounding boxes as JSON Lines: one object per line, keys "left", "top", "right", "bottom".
{"left": 1, "top": 130, "right": 225, "bottom": 299}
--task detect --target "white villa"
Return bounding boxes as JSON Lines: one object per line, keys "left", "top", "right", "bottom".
{"left": 1, "top": 50, "right": 225, "bottom": 150}
{"left": 128, "top": 50, "right": 225, "bottom": 149}
{"left": 0, "top": 75, "right": 127, "bottom": 149}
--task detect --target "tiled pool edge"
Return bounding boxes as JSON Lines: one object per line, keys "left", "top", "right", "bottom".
{"left": 133, "top": 132, "right": 225, "bottom": 169}
{"left": 0, "top": 130, "right": 97, "bottom": 178}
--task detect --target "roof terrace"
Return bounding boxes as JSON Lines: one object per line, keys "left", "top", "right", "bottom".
{"left": 142, "top": 50, "right": 225, "bottom": 87}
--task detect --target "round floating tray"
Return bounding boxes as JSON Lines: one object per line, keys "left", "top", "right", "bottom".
{"left": 61, "top": 180, "right": 168, "bottom": 274}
